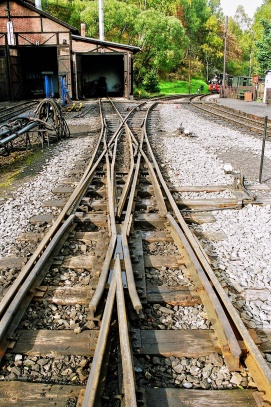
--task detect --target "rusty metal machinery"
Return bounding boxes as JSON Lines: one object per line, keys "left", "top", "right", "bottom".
{"left": 0, "top": 99, "right": 69, "bottom": 156}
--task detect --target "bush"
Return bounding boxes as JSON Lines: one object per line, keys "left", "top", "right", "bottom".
{"left": 142, "top": 71, "right": 160, "bottom": 93}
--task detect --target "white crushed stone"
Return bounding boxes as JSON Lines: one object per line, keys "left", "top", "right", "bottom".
{"left": 0, "top": 102, "right": 271, "bottom": 337}
{"left": 0, "top": 136, "right": 94, "bottom": 258}
{"left": 157, "top": 104, "right": 271, "bottom": 331}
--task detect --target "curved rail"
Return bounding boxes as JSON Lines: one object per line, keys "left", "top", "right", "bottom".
{"left": 1, "top": 97, "right": 271, "bottom": 406}
{"left": 142, "top": 101, "right": 271, "bottom": 403}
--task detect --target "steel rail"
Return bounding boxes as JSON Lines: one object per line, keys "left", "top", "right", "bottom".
{"left": 120, "top": 132, "right": 144, "bottom": 314}
{"left": 0, "top": 97, "right": 139, "bottom": 405}
{"left": 67, "top": 99, "right": 107, "bottom": 215}
{"left": 0, "top": 102, "right": 107, "bottom": 319}
{"left": 167, "top": 213, "right": 242, "bottom": 370}
{"left": 89, "top": 98, "right": 143, "bottom": 313}
{"left": 0, "top": 101, "right": 38, "bottom": 124}
{"left": 88, "top": 104, "right": 119, "bottom": 314}
{"left": 107, "top": 100, "right": 159, "bottom": 313}
{"left": 194, "top": 99, "right": 271, "bottom": 135}
{"left": 143, "top": 102, "right": 271, "bottom": 402}
{"left": 87, "top": 99, "right": 140, "bottom": 309}
{"left": 110, "top": 132, "right": 119, "bottom": 216}
{"left": 142, "top": 102, "right": 243, "bottom": 368}
{"left": 107, "top": 99, "right": 168, "bottom": 217}
{"left": 86, "top": 100, "right": 137, "bottom": 405}
{"left": 139, "top": 147, "right": 168, "bottom": 216}
{"left": 107, "top": 106, "right": 138, "bottom": 402}
{"left": 107, "top": 99, "right": 166, "bottom": 312}
{"left": 84, "top": 256, "right": 137, "bottom": 406}
{"left": 0, "top": 215, "right": 75, "bottom": 356}
{"left": 115, "top": 254, "right": 137, "bottom": 407}
{"left": 0, "top": 160, "right": 102, "bottom": 318}
{"left": 167, "top": 212, "right": 271, "bottom": 402}
{"left": 106, "top": 98, "right": 146, "bottom": 147}
{"left": 82, "top": 263, "right": 117, "bottom": 407}
{"left": 116, "top": 125, "right": 136, "bottom": 218}
{"left": 105, "top": 98, "right": 143, "bottom": 219}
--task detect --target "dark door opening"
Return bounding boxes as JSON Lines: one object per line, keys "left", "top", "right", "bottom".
{"left": 19, "top": 47, "right": 59, "bottom": 99}
{"left": 80, "top": 54, "right": 124, "bottom": 98}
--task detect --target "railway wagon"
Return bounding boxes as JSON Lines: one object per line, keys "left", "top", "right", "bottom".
{"left": 226, "top": 75, "right": 264, "bottom": 100}
{"left": 208, "top": 74, "right": 264, "bottom": 100}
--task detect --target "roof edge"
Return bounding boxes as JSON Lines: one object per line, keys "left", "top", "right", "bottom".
{"left": 72, "top": 34, "right": 141, "bottom": 53}
{"left": 11, "top": 0, "right": 80, "bottom": 34}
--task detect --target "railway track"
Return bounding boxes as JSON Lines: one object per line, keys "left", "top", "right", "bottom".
{"left": 0, "top": 98, "right": 271, "bottom": 406}
{"left": 189, "top": 95, "right": 271, "bottom": 136}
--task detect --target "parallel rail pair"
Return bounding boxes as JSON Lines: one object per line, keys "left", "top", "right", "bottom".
{"left": 0, "top": 98, "right": 270, "bottom": 406}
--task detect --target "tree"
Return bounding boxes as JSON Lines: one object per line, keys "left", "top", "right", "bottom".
{"left": 234, "top": 5, "right": 252, "bottom": 32}
{"left": 45, "top": 0, "right": 262, "bottom": 85}
{"left": 201, "top": 14, "right": 223, "bottom": 80}
{"left": 253, "top": 0, "right": 271, "bottom": 75}
{"left": 79, "top": 0, "right": 139, "bottom": 41}
{"left": 133, "top": 9, "right": 188, "bottom": 86}
{"left": 255, "top": 19, "right": 271, "bottom": 76}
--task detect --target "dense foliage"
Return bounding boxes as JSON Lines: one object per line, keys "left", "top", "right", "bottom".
{"left": 44, "top": 0, "right": 271, "bottom": 90}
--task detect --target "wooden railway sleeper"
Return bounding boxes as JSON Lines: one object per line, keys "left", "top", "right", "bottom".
{"left": 167, "top": 213, "right": 242, "bottom": 371}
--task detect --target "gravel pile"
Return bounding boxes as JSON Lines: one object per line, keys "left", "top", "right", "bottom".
{"left": 141, "top": 304, "right": 210, "bottom": 330}
{"left": 154, "top": 104, "right": 271, "bottom": 367}
{"left": 1, "top": 101, "right": 271, "bottom": 380}
{"left": 1, "top": 353, "right": 90, "bottom": 384}
{"left": 134, "top": 353, "right": 253, "bottom": 390}
{"left": 146, "top": 266, "right": 194, "bottom": 287}
{"left": 19, "top": 302, "right": 88, "bottom": 332}
{"left": 0, "top": 136, "right": 95, "bottom": 256}
{"left": 191, "top": 204, "right": 271, "bottom": 330}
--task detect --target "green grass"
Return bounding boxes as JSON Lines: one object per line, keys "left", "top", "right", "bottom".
{"left": 134, "top": 79, "right": 209, "bottom": 98}
{"left": 159, "top": 79, "right": 208, "bottom": 95}
{"left": 0, "top": 147, "right": 44, "bottom": 193}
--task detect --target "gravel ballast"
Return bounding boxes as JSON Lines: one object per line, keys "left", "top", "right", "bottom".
{"left": 154, "top": 104, "right": 271, "bottom": 368}
{"left": 0, "top": 100, "right": 271, "bottom": 370}
{"left": 0, "top": 135, "right": 95, "bottom": 257}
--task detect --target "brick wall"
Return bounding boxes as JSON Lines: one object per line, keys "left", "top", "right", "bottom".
{"left": 10, "top": 2, "right": 38, "bottom": 17}
{"left": 72, "top": 40, "right": 126, "bottom": 54}
{"left": 17, "top": 32, "right": 57, "bottom": 45}
{"left": 13, "top": 18, "right": 42, "bottom": 32}
{"left": 0, "top": 1, "right": 70, "bottom": 45}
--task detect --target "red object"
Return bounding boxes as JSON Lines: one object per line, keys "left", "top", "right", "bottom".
{"left": 208, "top": 83, "right": 221, "bottom": 93}
{"left": 252, "top": 75, "right": 259, "bottom": 84}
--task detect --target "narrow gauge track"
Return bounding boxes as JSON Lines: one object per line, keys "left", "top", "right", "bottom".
{"left": 0, "top": 101, "right": 39, "bottom": 124}
{"left": 189, "top": 95, "right": 271, "bottom": 136}
{"left": 0, "top": 98, "right": 271, "bottom": 406}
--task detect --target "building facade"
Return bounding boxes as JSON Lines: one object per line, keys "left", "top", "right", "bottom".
{"left": 0, "top": 0, "right": 140, "bottom": 101}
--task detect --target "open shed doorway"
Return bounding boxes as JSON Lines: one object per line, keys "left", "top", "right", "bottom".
{"left": 19, "top": 47, "right": 59, "bottom": 99}
{"left": 79, "top": 54, "right": 124, "bottom": 98}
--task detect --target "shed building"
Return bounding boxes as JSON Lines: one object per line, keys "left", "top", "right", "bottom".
{"left": 0, "top": 0, "right": 140, "bottom": 101}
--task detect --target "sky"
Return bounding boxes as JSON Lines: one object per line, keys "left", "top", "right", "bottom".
{"left": 220, "top": 0, "right": 264, "bottom": 18}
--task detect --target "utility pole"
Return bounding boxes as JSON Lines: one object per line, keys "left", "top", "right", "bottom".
{"left": 99, "top": 0, "right": 104, "bottom": 41}
{"left": 188, "top": 49, "right": 191, "bottom": 94}
{"left": 222, "top": 16, "right": 228, "bottom": 98}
